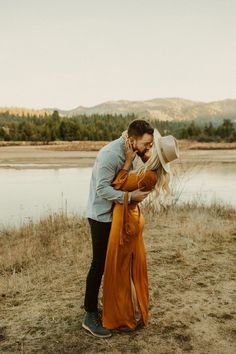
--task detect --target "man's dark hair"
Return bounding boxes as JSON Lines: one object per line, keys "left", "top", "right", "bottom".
{"left": 127, "top": 119, "right": 154, "bottom": 137}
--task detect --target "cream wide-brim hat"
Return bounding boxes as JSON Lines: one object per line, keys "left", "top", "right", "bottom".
{"left": 153, "top": 128, "right": 180, "bottom": 173}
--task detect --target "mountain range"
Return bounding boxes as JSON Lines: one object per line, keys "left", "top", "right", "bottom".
{"left": 1, "top": 97, "right": 236, "bottom": 123}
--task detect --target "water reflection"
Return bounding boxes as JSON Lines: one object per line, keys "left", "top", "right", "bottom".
{"left": 0, "top": 163, "right": 235, "bottom": 228}
{"left": 171, "top": 162, "right": 236, "bottom": 206}
{"left": 0, "top": 168, "right": 91, "bottom": 228}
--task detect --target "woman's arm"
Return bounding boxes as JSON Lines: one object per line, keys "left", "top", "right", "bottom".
{"left": 112, "top": 138, "right": 136, "bottom": 189}
{"left": 112, "top": 158, "right": 132, "bottom": 190}
{"left": 112, "top": 139, "right": 152, "bottom": 203}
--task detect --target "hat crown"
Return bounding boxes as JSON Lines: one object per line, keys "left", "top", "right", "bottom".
{"left": 153, "top": 129, "right": 180, "bottom": 172}
{"left": 159, "top": 135, "right": 180, "bottom": 163}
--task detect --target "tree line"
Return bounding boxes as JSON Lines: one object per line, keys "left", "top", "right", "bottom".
{"left": 0, "top": 110, "right": 235, "bottom": 142}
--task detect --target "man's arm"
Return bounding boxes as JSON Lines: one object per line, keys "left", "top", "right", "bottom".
{"left": 96, "top": 150, "right": 132, "bottom": 204}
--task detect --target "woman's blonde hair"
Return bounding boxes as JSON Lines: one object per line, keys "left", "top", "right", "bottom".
{"left": 121, "top": 129, "right": 172, "bottom": 211}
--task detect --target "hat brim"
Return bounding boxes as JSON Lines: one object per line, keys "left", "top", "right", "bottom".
{"left": 156, "top": 139, "right": 171, "bottom": 173}
{"left": 153, "top": 129, "right": 171, "bottom": 173}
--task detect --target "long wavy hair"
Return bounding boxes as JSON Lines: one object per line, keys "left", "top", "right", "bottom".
{"left": 121, "top": 129, "right": 172, "bottom": 211}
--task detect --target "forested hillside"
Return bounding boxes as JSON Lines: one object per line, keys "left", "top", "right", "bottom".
{"left": 0, "top": 111, "right": 235, "bottom": 142}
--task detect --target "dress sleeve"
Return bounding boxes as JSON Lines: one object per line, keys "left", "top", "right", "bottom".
{"left": 138, "top": 171, "right": 158, "bottom": 191}
{"left": 111, "top": 169, "right": 129, "bottom": 190}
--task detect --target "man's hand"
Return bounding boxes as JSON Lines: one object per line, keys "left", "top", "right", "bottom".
{"left": 131, "top": 189, "right": 151, "bottom": 202}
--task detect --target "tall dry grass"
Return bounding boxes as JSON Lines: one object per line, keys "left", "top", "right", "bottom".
{"left": 0, "top": 199, "right": 236, "bottom": 353}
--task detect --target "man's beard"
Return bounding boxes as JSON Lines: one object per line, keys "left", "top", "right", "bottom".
{"left": 137, "top": 150, "right": 147, "bottom": 157}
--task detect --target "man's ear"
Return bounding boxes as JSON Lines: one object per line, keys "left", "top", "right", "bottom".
{"left": 128, "top": 136, "right": 135, "bottom": 144}
{"left": 128, "top": 136, "right": 137, "bottom": 150}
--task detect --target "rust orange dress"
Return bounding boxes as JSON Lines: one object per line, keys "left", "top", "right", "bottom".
{"left": 101, "top": 168, "right": 158, "bottom": 330}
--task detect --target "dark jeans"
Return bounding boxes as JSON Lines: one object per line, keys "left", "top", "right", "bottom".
{"left": 84, "top": 217, "right": 112, "bottom": 312}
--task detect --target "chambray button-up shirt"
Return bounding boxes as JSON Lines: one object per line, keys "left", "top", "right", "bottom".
{"left": 86, "top": 136, "right": 137, "bottom": 222}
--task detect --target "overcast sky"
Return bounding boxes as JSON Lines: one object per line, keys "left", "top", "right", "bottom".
{"left": 0, "top": 0, "right": 235, "bottom": 109}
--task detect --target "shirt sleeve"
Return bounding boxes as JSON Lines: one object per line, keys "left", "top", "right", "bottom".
{"left": 96, "top": 150, "right": 132, "bottom": 204}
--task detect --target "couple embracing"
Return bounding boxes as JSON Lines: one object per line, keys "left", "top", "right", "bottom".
{"left": 82, "top": 119, "right": 179, "bottom": 337}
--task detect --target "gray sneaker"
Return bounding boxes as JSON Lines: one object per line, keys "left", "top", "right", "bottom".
{"left": 82, "top": 311, "right": 112, "bottom": 338}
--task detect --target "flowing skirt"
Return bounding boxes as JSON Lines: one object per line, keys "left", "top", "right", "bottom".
{"left": 101, "top": 202, "right": 149, "bottom": 330}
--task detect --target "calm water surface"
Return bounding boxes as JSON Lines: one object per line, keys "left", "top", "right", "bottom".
{"left": 0, "top": 163, "right": 235, "bottom": 228}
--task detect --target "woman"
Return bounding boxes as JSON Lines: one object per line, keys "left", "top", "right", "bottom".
{"left": 101, "top": 128, "right": 179, "bottom": 331}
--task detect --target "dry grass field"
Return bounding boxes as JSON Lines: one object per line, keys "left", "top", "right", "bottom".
{"left": 0, "top": 201, "right": 235, "bottom": 354}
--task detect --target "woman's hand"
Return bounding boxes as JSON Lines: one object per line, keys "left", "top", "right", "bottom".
{"left": 125, "top": 138, "right": 137, "bottom": 162}
{"left": 122, "top": 138, "right": 137, "bottom": 171}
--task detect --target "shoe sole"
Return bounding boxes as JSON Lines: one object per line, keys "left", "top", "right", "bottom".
{"left": 82, "top": 323, "right": 112, "bottom": 338}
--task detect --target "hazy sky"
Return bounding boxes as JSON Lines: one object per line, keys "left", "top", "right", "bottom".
{"left": 0, "top": 0, "right": 235, "bottom": 109}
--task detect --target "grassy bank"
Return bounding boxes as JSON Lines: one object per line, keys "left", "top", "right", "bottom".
{"left": 0, "top": 202, "right": 236, "bottom": 354}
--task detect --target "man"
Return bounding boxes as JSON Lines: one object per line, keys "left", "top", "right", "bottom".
{"left": 82, "top": 119, "right": 154, "bottom": 338}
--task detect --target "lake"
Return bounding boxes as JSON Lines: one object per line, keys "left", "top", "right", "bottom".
{"left": 0, "top": 161, "right": 235, "bottom": 229}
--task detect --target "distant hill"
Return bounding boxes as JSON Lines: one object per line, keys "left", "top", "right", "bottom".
{"left": 0, "top": 107, "right": 49, "bottom": 117}
{"left": 1, "top": 97, "right": 236, "bottom": 123}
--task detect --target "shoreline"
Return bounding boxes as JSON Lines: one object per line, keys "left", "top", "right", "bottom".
{"left": 0, "top": 145, "right": 236, "bottom": 169}
{"left": 0, "top": 139, "right": 236, "bottom": 150}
